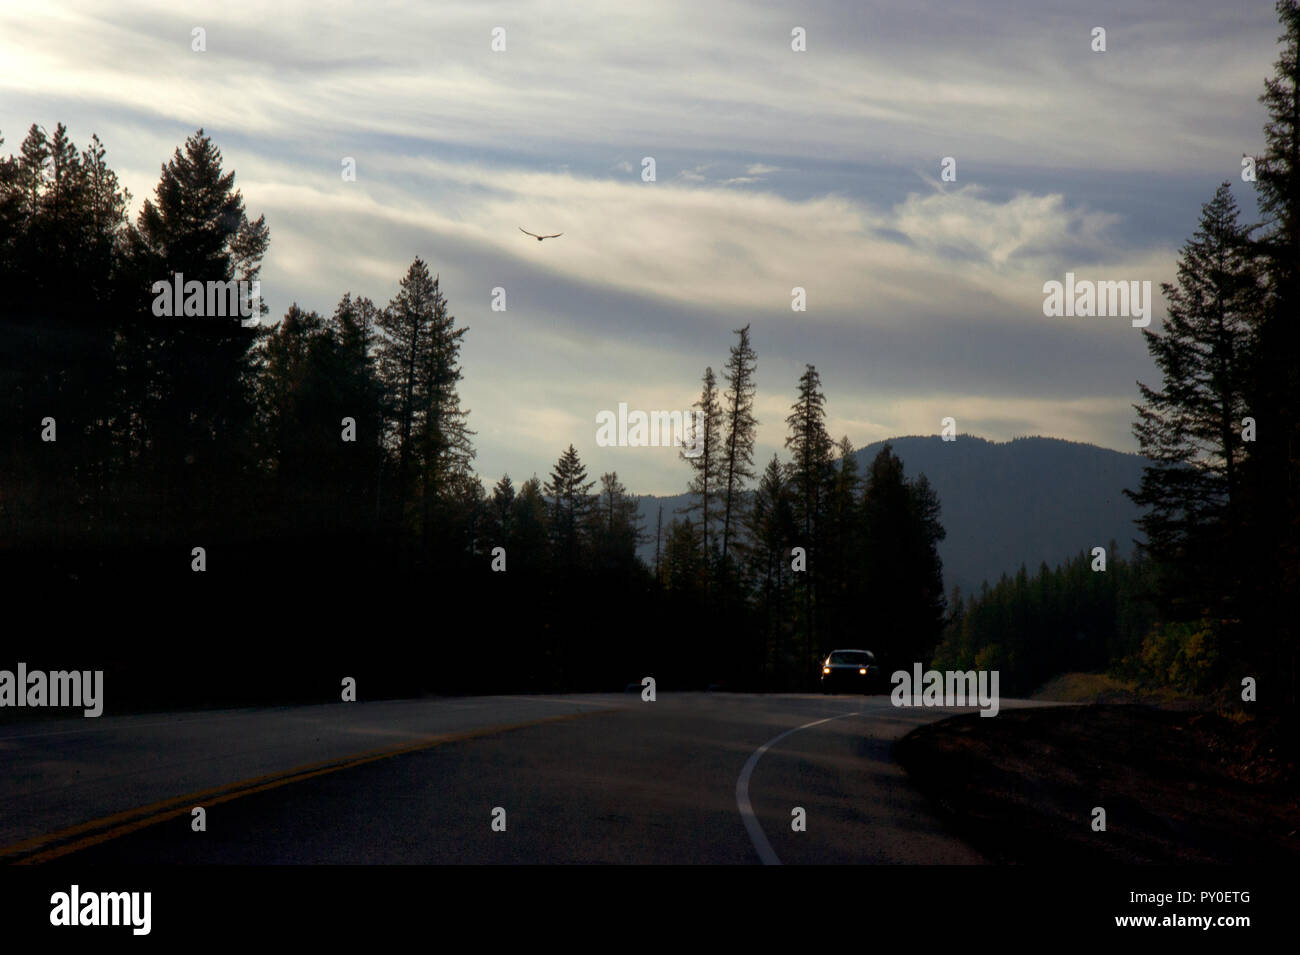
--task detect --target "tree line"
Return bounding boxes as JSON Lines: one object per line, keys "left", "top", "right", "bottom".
{"left": 0, "top": 122, "right": 947, "bottom": 700}
{"left": 7, "top": 0, "right": 1295, "bottom": 705}
{"left": 932, "top": 548, "right": 1157, "bottom": 697}
{"left": 656, "top": 341, "right": 946, "bottom": 688}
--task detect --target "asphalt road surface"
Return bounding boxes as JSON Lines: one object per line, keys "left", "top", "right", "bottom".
{"left": 1, "top": 693, "right": 1044, "bottom": 864}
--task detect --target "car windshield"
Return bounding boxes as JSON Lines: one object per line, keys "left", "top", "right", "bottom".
{"left": 829, "top": 651, "right": 871, "bottom": 665}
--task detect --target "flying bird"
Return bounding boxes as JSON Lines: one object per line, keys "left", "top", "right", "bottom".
{"left": 519, "top": 227, "right": 563, "bottom": 241}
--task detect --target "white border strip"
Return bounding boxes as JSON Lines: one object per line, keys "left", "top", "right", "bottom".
{"left": 735, "top": 712, "right": 859, "bottom": 865}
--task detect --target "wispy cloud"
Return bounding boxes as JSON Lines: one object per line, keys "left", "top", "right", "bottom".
{"left": 0, "top": 0, "right": 1282, "bottom": 491}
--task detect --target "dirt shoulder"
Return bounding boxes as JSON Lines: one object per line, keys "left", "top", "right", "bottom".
{"left": 894, "top": 702, "right": 1299, "bottom": 864}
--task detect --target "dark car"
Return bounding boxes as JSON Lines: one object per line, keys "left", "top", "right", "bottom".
{"left": 819, "top": 649, "right": 882, "bottom": 694}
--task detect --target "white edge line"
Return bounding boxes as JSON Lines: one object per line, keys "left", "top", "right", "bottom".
{"left": 735, "top": 711, "right": 859, "bottom": 865}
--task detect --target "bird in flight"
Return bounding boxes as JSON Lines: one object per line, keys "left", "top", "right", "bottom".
{"left": 519, "top": 227, "right": 563, "bottom": 241}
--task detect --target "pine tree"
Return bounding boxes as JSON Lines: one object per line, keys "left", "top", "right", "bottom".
{"left": 784, "top": 364, "right": 834, "bottom": 673}
{"left": 784, "top": 365, "right": 834, "bottom": 546}
{"left": 1128, "top": 183, "right": 1262, "bottom": 621}
{"left": 42, "top": 124, "right": 85, "bottom": 235}
{"left": 256, "top": 304, "right": 334, "bottom": 527}
{"left": 17, "top": 124, "right": 48, "bottom": 220}
{"left": 682, "top": 366, "right": 723, "bottom": 565}
{"left": 511, "top": 476, "right": 551, "bottom": 570}
{"left": 749, "top": 455, "right": 791, "bottom": 591}
{"left": 79, "top": 134, "right": 130, "bottom": 306}
{"left": 330, "top": 293, "right": 385, "bottom": 523}
{"left": 0, "top": 130, "right": 20, "bottom": 272}
{"left": 0, "top": 125, "right": 133, "bottom": 544}
{"left": 591, "top": 471, "right": 644, "bottom": 565}
{"left": 124, "top": 128, "right": 268, "bottom": 533}
{"left": 820, "top": 436, "right": 861, "bottom": 644}
{"left": 446, "top": 472, "right": 488, "bottom": 560}
{"left": 10, "top": 125, "right": 50, "bottom": 313}
{"left": 747, "top": 453, "right": 796, "bottom": 683}
{"left": 377, "top": 259, "right": 437, "bottom": 496}
{"left": 860, "top": 444, "right": 947, "bottom": 669}
{"left": 376, "top": 259, "right": 474, "bottom": 537}
{"left": 663, "top": 517, "right": 704, "bottom": 593}
{"left": 907, "top": 472, "right": 948, "bottom": 661}
{"left": 132, "top": 129, "right": 265, "bottom": 284}
{"left": 82, "top": 134, "right": 129, "bottom": 241}
{"left": 719, "top": 324, "right": 758, "bottom": 565}
{"left": 416, "top": 270, "right": 474, "bottom": 514}
{"left": 544, "top": 444, "right": 596, "bottom": 565}
{"left": 486, "top": 474, "right": 516, "bottom": 546}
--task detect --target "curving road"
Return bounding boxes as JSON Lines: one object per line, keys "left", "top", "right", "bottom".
{"left": 0, "top": 693, "right": 1045, "bottom": 864}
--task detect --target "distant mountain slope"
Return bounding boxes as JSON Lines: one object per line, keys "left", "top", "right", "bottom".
{"left": 634, "top": 435, "right": 1149, "bottom": 597}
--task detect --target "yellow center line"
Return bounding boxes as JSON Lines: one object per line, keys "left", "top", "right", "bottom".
{"left": 4, "top": 708, "right": 615, "bottom": 865}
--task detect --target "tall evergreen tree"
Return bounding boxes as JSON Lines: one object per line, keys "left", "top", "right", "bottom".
{"left": 131, "top": 129, "right": 268, "bottom": 288}
{"left": 377, "top": 259, "right": 438, "bottom": 499}
{"left": 682, "top": 366, "right": 723, "bottom": 565}
{"left": 79, "top": 134, "right": 131, "bottom": 307}
{"left": 784, "top": 364, "right": 834, "bottom": 674}
{"left": 662, "top": 517, "right": 704, "bottom": 593}
{"left": 748, "top": 453, "right": 796, "bottom": 683}
{"left": 784, "top": 364, "right": 834, "bottom": 546}
{"left": 1, "top": 125, "right": 132, "bottom": 545}
{"left": 545, "top": 444, "right": 596, "bottom": 565}
{"left": 511, "top": 476, "right": 551, "bottom": 570}
{"left": 0, "top": 130, "right": 20, "bottom": 270}
{"left": 376, "top": 259, "right": 474, "bottom": 539}
{"left": 39, "top": 123, "right": 89, "bottom": 307}
{"left": 820, "top": 436, "right": 861, "bottom": 644}
{"left": 860, "top": 444, "right": 947, "bottom": 669}
{"left": 1128, "top": 183, "right": 1262, "bottom": 623}
{"left": 591, "top": 471, "right": 643, "bottom": 564}
{"left": 255, "top": 304, "right": 339, "bottom": 529}
{"left": 124, "top": 128, "right": 268, "bottom": 533}
{"left": 330, "top": 293, "right": 386, "bottom": 524}
{"left": 17, "top": 124, "right": 48, "bottom": 221}
{"left": 415, "top": 270, "right": 474, "bottom": 521}
{"left": 719, "top": 324, "right": 758, "bottom": 565}
{"left": 486, "top": 474, "right": 517, "bottom": 547}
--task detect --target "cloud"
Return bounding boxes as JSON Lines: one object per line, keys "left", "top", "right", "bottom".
{"left": 0, "top": 0, "right": 1279, "bottom": 492}
{"left": 1, "top": 0, "right": 1278, "bottom": 173}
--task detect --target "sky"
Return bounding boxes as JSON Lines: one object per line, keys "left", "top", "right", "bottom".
{"left": 0, "top": 0, "right": 1285, "bottom": 493}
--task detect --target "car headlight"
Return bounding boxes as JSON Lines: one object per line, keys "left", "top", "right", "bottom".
{"left": 859, "top": 668, "right": 867, "bottom": 675}
{"left": 822, "top": 667, "right": 831, "bottom": 674}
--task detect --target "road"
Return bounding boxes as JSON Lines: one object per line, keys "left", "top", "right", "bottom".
{"left": 0, "top": 693, "right": 1043, "bottom": 864}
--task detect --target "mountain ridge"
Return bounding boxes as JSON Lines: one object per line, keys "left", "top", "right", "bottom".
{"left": 634, "top": 434, "right": 1150, "bottom": 596}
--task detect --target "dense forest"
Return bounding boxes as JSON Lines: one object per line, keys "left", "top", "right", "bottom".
{"left": 0, "top": 126, "right": 945, "bottom": 704}
{"left": 932, "top": 548, "right": 1157, "bottom": 697}
{"left": 3, "top": 1, "right": 1298, "bottom": 709}
{"left": 637, "top": 435, "right": 1150, "bottom": 598}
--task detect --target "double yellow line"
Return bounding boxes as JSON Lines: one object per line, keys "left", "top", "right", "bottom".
{"left": 2, "top": 711, "right": 597, "bottom": 865}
